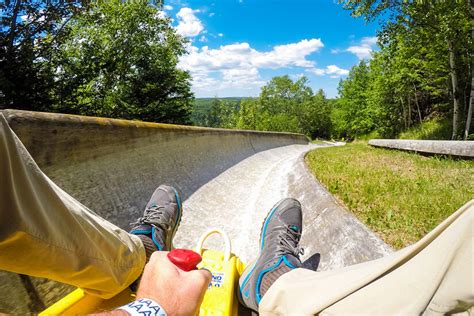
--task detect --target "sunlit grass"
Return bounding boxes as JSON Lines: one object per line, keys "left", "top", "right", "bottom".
{"left": 398, "top": 117, "right": 452, "bottom": 140}
{"left": 305, "top": 142, "right": 474, "bottom": 249}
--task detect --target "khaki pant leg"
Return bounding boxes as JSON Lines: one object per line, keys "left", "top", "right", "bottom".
{"left": 0, "top": 113, "right": 146, "bottom": 299}
{"left": 260, "top": 200, "right": 474, "bottom": 315}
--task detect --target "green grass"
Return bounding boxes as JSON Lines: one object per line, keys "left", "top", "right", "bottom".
{"left": 305, "top": 142, "right": 474, "bottom": 249}
{"left": 398, "top": 117, "right": 452, "bottom": 140}
{"left": 355, "top": 130, "right": 380, "bottom": 141}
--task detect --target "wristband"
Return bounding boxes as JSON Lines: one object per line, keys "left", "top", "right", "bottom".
{"left": 117, "top": 298, "right": 167, "bottom": 316}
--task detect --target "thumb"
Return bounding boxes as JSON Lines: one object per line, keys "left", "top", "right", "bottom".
{"left": 186, "top": 269, "right": 212, "bottom": 307}
{"left": 191, "top": 268, "right": 212, "bottom": 288}
{"left": 185, "top": 268, "right": 212, "bottom": 297}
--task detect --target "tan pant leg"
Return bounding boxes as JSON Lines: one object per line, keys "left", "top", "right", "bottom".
{"left": 0, "top": 113, "right": 146, "bottom": 299}
{"left": 260, "top": 199, "right": 474, "bottom": 315}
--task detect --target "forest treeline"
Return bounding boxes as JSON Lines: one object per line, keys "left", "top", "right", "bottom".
{"left": 335, "top": 0, "right": 473, "bottom": 140}
{"left": 1, "top": 0, "right": 472, "bottom": 140}
{"left": 192, "top": 76, "right": 332, "bottom": 139}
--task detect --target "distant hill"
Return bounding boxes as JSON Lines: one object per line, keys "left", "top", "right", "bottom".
{"left": 194, "top": 97, "right": 249, "bottom": 106}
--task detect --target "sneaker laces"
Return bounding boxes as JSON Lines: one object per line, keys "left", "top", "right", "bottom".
{"left": 130, "top": 205, "right": 170, "bottom": 229}
{"left": 277, "top": 225, "right": 304, "bottom": 257}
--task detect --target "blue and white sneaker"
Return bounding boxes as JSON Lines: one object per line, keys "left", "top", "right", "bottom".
{"left": 130, "top": 185, "right": 182, "bottom": 258}
{"left": 238, "top": 198, "right": 303, "bottom": 312}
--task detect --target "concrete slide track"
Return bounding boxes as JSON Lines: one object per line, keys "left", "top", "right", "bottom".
{"left": 0, "top": 110, "right": 391, "bottom": 313}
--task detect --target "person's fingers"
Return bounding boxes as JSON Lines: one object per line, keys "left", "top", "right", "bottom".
{"left": 199, "top": 267, "right": 212, "bottom": 275}
{"left": 198, "top": 268, "right": 213, "bottom": 284}
{"left": 189, "top": 268, "right": 212, "bottom": 289}
{"left": 186, "top": 268, "right": 211, "bottom": 314}
{"left": 148, "top": 251, "right": 168, "bottom": 265}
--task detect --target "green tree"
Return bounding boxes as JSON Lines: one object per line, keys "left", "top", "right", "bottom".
{"left": 0, "top": 0, "right": 87, "bottom": 110}
{"left": 51, "top": 0, "right": 193, "bottom": 124}
{"left": 208, "top": 98, "right": 223, "bottom": 127}
{"left": 335, "top": 60, "right": 376, "bottom": 137}
{"left": 236, "top": 98, "right": 260, "bottom": 130}
{"left": 218, "top": 101, "right": 240, "bottom": 128}
{"left": 259, "top": 76, "right": 313, "bottom": 134}
{"left": 200, "top": 98, "right": 239, "bottom": 128}
{"left": 339, "top": 0, "right": 472, "bottom": 139}
{"left": 299, "top": 89, "right": 332, "bottom": 138}
{"left": 234, "top": 76, "right": 331, "bottom": 138}
{"left": 465, "top": 3, "right": 474, "bottom": 139}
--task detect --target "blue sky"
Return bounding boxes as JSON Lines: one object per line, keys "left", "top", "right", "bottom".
{"left": 165, "top": 0, "right": 378, "bottom": 98}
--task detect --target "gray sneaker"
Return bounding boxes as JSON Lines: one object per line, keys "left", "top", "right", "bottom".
{"left": 130, "top": 185, "right": 182, "bottom": 253}
{"left": 238, "top": 198, "right": 303, "bottom": 312}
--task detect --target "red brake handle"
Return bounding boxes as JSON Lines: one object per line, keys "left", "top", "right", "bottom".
{"left": 167, "top": 249, "right": 202, "bottom": 272}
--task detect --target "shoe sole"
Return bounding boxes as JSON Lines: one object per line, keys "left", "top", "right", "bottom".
{"left": 237, "top": 258, "right": 257, "bottom": 311}
{"left": 237, "top": 198, "right": 289, "bottom": 311}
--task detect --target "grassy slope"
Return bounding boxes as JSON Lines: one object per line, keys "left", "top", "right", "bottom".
{"left": 398, "top": 117, "right": 452, "bottom": 140}
{"left": 305, "top": 142, "right": 474, "bottom": 249}
{"left": 354, "top": 117, "right": 453, "bottom": 141}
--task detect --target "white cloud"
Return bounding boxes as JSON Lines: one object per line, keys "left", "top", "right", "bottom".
{"left": 191, "top": 71, "right": 220, "bottom": 89}
{"left": 209, "top": 12, "right": 215, "bottom": 17}
{"left": 291, "top": 73, "right": 305, "bottom": 80}
{"left": 252, "top": 39, "right": 324, "bottom": 68}
{"left": 179, "top": 38, "right": 324, "bottom": 93}
{"left": 346, "top": 36, "right": 377, "bottom": 59}
{"left": 222, "top": 68, "right": 260, "bottom": 84}
{"left": 198, "top": 35, "right": 208, "bottom": 42}
{"left": 347, "top": 46, "right": 372, "bottom": 59}
{"left": 180, "top": 39, "right": 323, "bottom": 73}
{"left": 307, "top": 65, "right": 349, "bottom": 77}
{"left": 361, "top": 36, "right": 377, "bottom": 46}
{"left": 163, "top": 5, "right": 173, "bottom": 10}
{"left": 175, "top": 8, "right": 204, "bottom": 37}
{"left": 326, "top": 65, "right": 349, "bottom": 76}
{"left": 218, "top": 33, "right": 224, "bottom": 37}
{"left": 308, "top": 68, "right": 326, "bottom": 76}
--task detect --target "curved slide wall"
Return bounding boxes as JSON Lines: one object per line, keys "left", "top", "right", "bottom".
{"left": 369, "top": 139, "right": 474, "bottom": 158}
{"left": 2, "top": 109, "right": 308, "bottom": 228}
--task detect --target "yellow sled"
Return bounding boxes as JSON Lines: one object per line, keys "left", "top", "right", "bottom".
{"left": 40, "top": 229, "right": 245, "bottom": 316}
